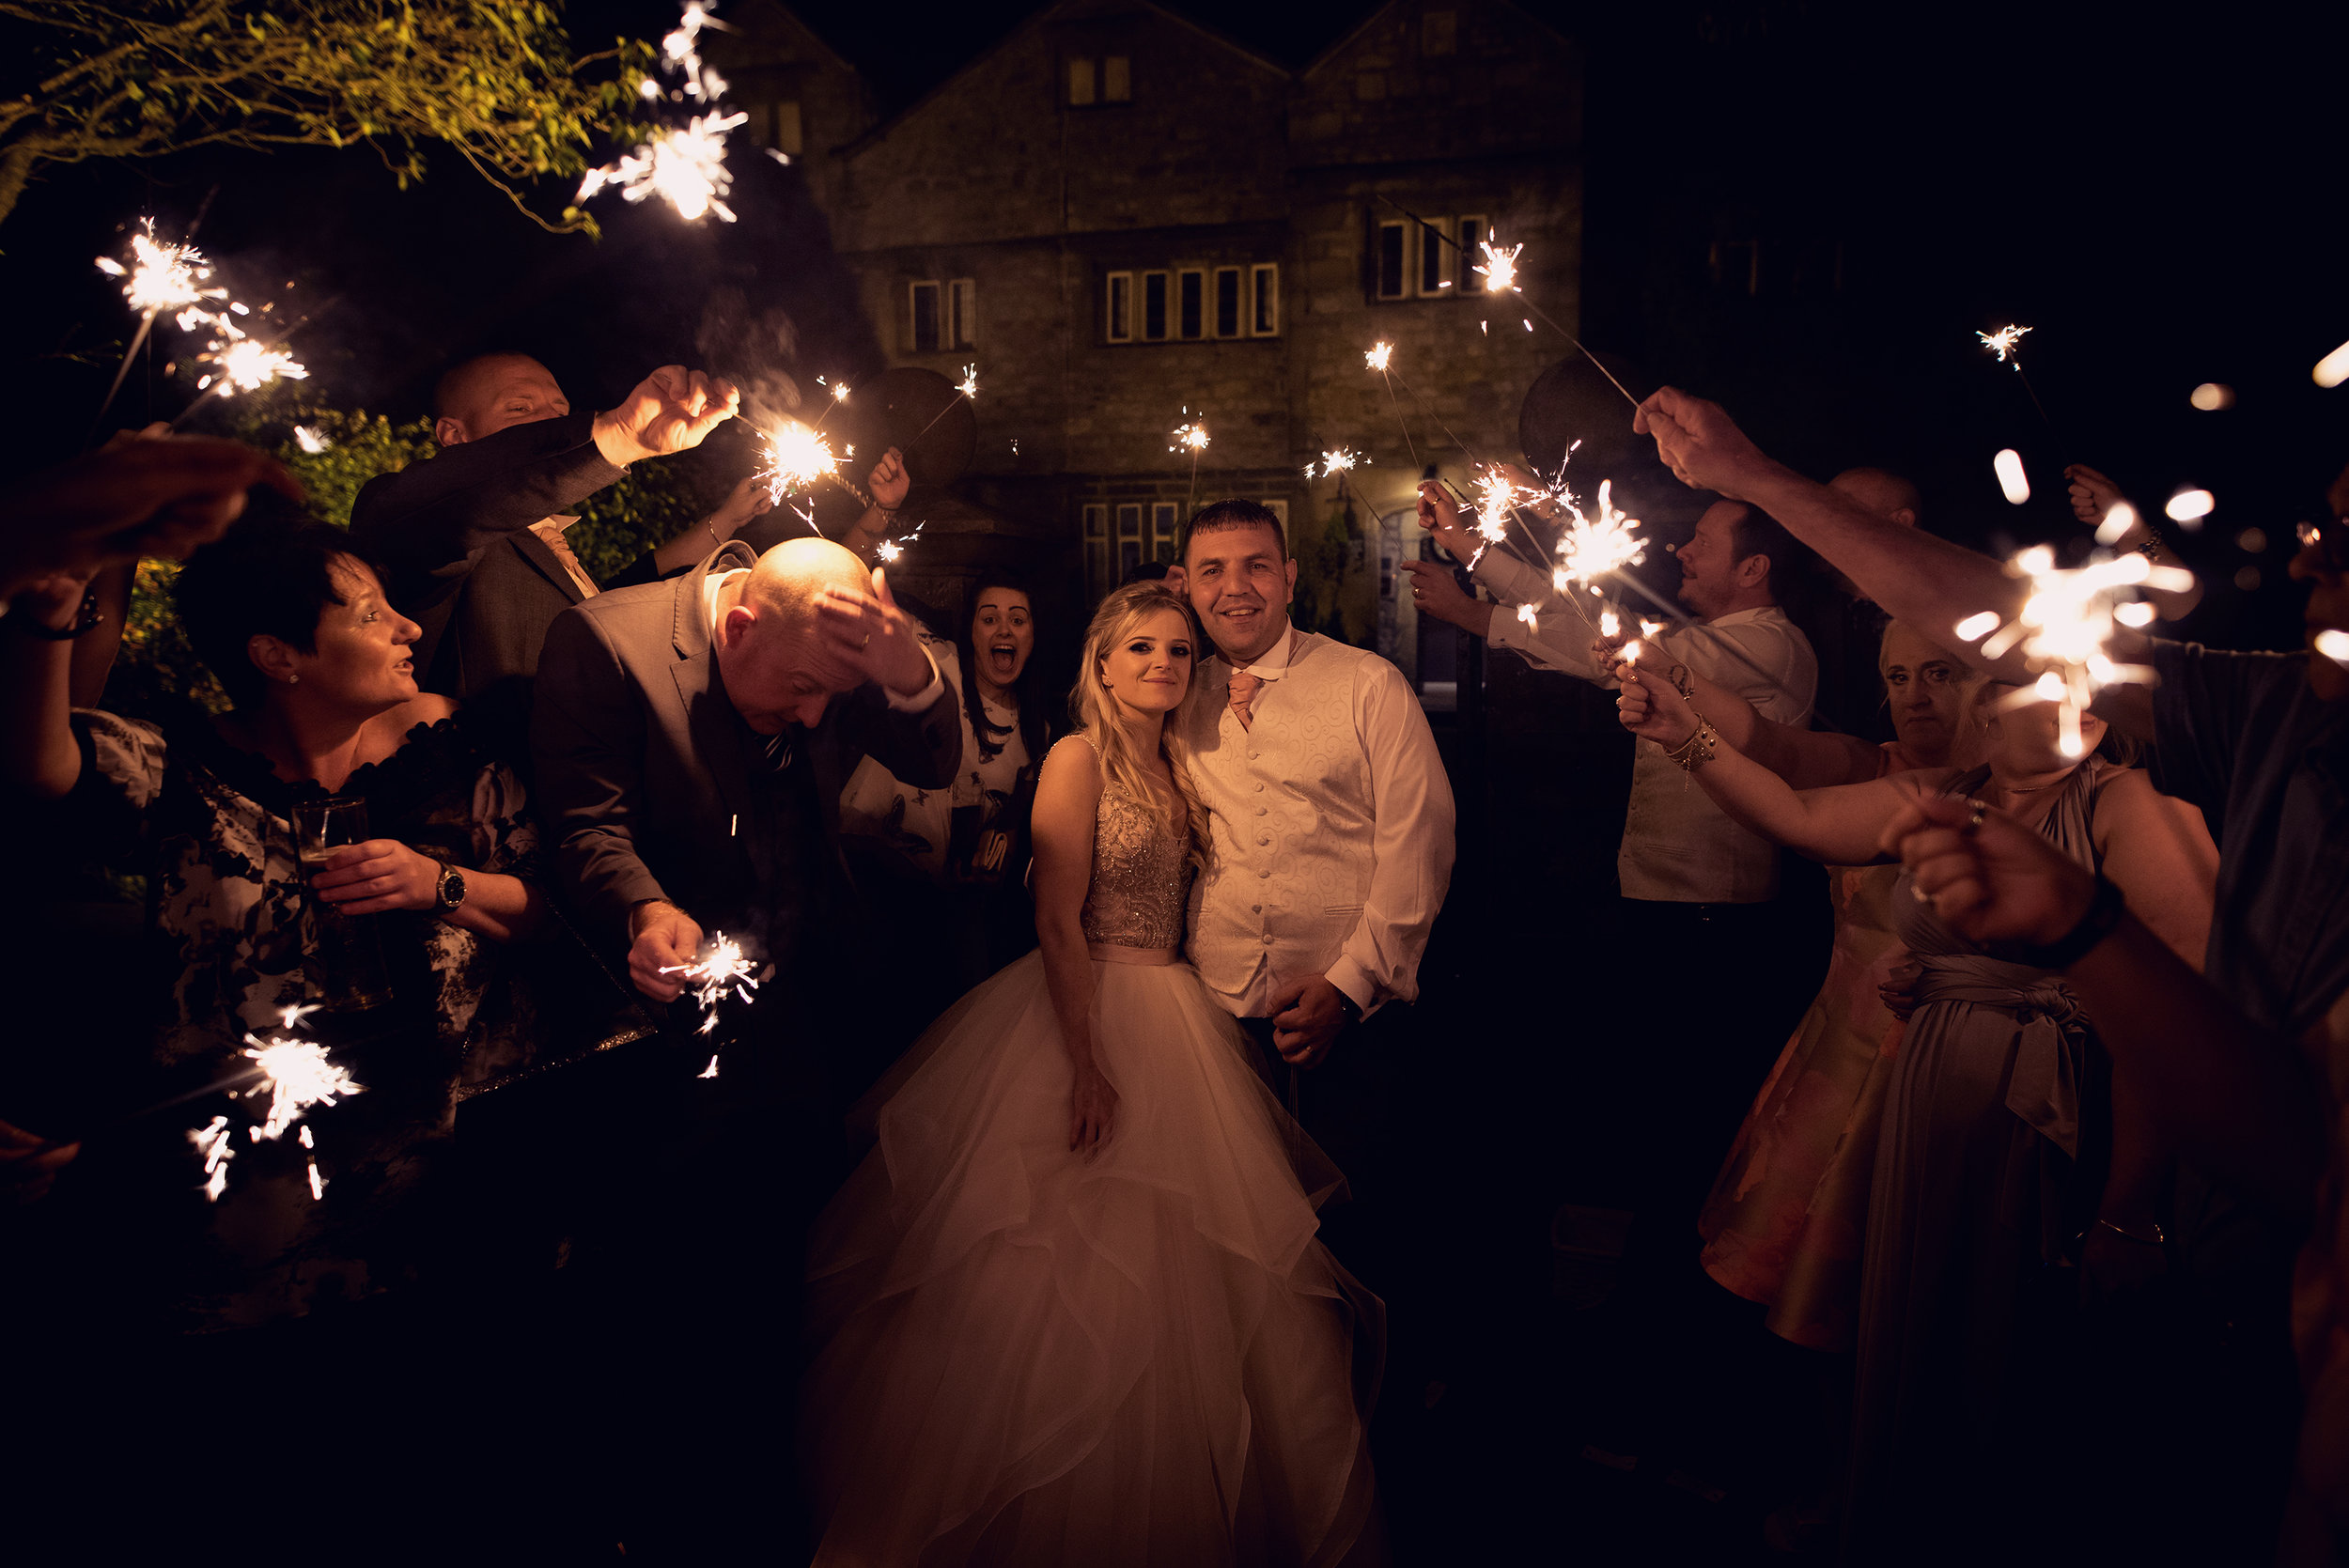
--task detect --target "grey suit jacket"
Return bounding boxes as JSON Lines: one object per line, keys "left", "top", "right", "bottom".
{"left": 529, "top": 542, "right": 963, "bottom": 950}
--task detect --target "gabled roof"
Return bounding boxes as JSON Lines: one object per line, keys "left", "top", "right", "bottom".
{"left": 1299, "top": 0, "right": 1574, "bottom": 79}
{"left": 841, "top": 0, "right": 1288, "bottom": 158}
{"left": 713, "top": 0, "right": 861, "bottom": 77}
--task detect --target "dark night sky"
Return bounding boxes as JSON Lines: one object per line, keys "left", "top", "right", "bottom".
{"left": 3, "top": 0, "right": 2342, "bottom": 648}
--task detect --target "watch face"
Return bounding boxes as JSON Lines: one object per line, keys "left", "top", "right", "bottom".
{"left": 440, "top": 868, "right": 466, "bottom": 908}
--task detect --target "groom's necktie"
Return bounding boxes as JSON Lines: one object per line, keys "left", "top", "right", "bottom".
{"left": 1227, "top": 669, "right": 1265, "bottom": 730}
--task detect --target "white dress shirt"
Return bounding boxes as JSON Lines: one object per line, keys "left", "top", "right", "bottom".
{"left": 1181, "top": 625, "right": 1456, "bottom": 1017}
{"left": 1475, "top": 549, "right": 1817, "bottom": 903}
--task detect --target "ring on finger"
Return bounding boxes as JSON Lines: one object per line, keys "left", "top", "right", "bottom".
{"left": 1964, "top": 798, "right": 1988, "bottom": 835}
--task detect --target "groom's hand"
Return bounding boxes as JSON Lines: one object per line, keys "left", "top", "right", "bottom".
{"left": 1269, "top": 974, "right": 1348, "bottom": 1068}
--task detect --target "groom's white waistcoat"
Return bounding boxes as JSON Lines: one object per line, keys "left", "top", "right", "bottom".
{"left": 1181, "top": 627, "right": 1456, "bottom": 1018}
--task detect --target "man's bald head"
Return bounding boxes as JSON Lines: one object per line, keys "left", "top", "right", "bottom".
{"left": 718, "top": 537, "right": 878, "bottom": 732}
{"left": 432, "top": 353, "right": 568, "bottom": 447}
{"left": 1830, "top": 467, "right": 1923, "bottom": 528}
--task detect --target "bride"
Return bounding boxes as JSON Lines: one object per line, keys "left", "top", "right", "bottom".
{"left": 801, "top": 582, "right": 1380, "bottom": 1566}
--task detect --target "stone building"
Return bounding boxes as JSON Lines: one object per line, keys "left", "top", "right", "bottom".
{"left": 721, "top": 0, "right": 1583, "bottom": 677}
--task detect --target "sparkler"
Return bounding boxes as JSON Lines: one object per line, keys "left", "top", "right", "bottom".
{"left": 183, "top": 1002, "right": 362, "bottom": 1204}
{"left": 1953, "top": 544, "right": 2195, "bottom": 758}
{"left": 757, "top": 420, "right": 841, "bottom": 505}
{"left": 1172, "top": 411, "right": 1210, "bottom": 511}
{"left": 292, "top": 426, "right": 331, "bottom": 454}
{"left": 659, "top": 932, "right": 763, "bottom": 1039}
{"left": 1365, "top": 340, "right": 1426, "bottom": 477}
{"left": 1976, "top": 322, "right": 2053, "bottom": 429}
{"left": 1375, "top": 198, "right": 1640, "bottom": 408}
{"left": 90, "top": 219, "right": 232, "bottom": 432}
{"left": 577, "top": 2, "right": 746, "bottom": 222}
{"left": 908, "top": 364, "right": 979, "bottom": 444}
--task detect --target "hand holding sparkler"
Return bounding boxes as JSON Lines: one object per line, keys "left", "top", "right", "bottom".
{"left": 866, "top": 447, "right": 910, "bottom": 512}
{"left": 1611, "top": 662, "right": 1701, "bottom": 750}
{"left": 629, "top": 900, "right": 708, "bottom": 1003}
{"left": 1879, "top": 793, "right": 2094, "bottom": 949}
{"left": 1415, "top": 478, "right": 1481, "bottom": 564}
{"left": 1397, "top": 559, "right": 1489, "bottom": 636}
{"left": 594, "top": 365, "right": 741, "bottom": 467}
{"left": 1634, "top": 387, "right": 1781, "bottom": 499}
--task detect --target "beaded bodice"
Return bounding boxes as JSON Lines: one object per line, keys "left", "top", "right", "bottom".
{"left": 1080, "top": 783, "right": 1192, "bottom": 951}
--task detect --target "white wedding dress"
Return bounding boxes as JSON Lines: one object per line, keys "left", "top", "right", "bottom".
{"left": 801, "top": 766, "right": 1381, "bottom": 1566}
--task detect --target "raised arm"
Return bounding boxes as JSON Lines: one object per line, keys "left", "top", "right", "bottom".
{"left": 1605, "top": 646, "right": 1880, "bottom": 789}
{"left": 0, "top": 571, "right": 101, "bottom": 799}
{"left": 1029, "top": 737, "right": 1117, "bottom": 1155}
{"left": 1617, "top": 664, "right": 1936, "bottom": 863}
{"left": 1634, "top": 387, "right": 2157, "bottom": 739}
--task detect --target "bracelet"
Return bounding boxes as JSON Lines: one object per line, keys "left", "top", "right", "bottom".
{"left": 2093, "top": 1216, "right": 2168, "bottom": 1247}
{"left": 7, "top": 587, "right": 100, "bottom": 640}
{"left": 1669, "top": 663, "right": 1694, "bottom": 699}
{"left": 2135, "top": 526, "right": 2167, "bottom": 563}
{"left": 2015, "top": 874, "right": 2125, "bottom": 970}
{"left": 1662, "top": 716, "right": 1718, "bottom": 772}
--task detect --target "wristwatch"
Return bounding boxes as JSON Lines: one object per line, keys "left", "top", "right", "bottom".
{"left": 434, "top": 865, "right": 468, "bottom": 913}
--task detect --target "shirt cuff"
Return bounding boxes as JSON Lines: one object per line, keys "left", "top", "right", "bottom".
{"left": 884, "top": 645, "right": 948, "bottom": 712}
{"left": 1324, "top": 955, "right": 1381, "bottom": 1020}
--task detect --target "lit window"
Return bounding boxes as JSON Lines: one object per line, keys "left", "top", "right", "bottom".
{"left": 1068, "top": 57, "right": 1096, "bottom": 106}
{"left": 949, "top": 278, "right": 976, "bottom": 349}
{"left": 1251, "top": 264, "right": 1280, "bottom": 335}
{"left": 1418, "top": 215, "right": 1454, "bottom": 295}
{"left": 910, "top": 280, "right": 941, "bottom": 353}
{"left": 1422, "top": 10, "right": 1457, "bottom": 56}
{"left": 1104, "top": 55, "right": 1131, "bottom": 101}
{"left": 1106, "top": 271, "right": 1133, "bottom": 342}
{"left": 1213, "top": 267, "right": 1242, "bottom": 338}
{"left": 1177, "top": 268, "right": 1205, "bottom": 340}
{"left": 1142, "top": 272, "right": 1169, "bottom": 341}
{"left": 1375, "top": 222, "right": 1407, "bottom": 300}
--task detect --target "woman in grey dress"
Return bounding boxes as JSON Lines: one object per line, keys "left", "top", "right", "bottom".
{"left": 1617, "top": 666, "right": 2217, "bottom": 1556}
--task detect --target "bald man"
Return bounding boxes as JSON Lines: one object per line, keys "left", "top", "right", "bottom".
{"left": 350, "top": 354, "right": 758, "bottom": 731}
{"left": 530, "top": 535, "right": 960, "bottom": 1057}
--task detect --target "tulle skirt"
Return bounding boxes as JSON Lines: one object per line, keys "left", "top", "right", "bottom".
{"left": 802, "top": 950, "right": 1381, "bottom": 1567}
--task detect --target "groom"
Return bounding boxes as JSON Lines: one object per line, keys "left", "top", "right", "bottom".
{"left": 1169, "top": 500, "right": 1455, "bottom": 1262}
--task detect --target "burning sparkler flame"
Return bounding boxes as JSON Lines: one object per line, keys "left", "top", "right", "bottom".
{"left": 1552, "top": 480, "right": 1648, "bottom": 589}
{"left": 1472, "top": 470, "right": 1517, "bottom": 544}
{"left": 1365, "top": 342, "right": 1394, "bottom": 373}
{"left": 1318, "top": 447, "right": 1359, "bottom": 477}
{"left": 1979, "top": 324, "right": 2033, "bottom": 364}
{"left": 578, "top": 110, "right": 748, "bottom": 223}
{"left": 957, "top": 364, "right": 979, "bottom": 400}
{"left": 1954, "top": 547, "right": 2194, "bottom": 757}
{"left": 831, "top": 380, "right": 851, "bottom": 402}
{"left": 1473, "top": 238, "right": 1523, "bottom": 294}
{"left": 292, "top": 426, "right": 330, "bottom": 454}
{"left": 1172, "top": 420, "right": 1210, "bottom": 454}
{"left": 199, "top": 336, "right": 308, "bottom": 397}
{"left": 190, "top": 1117, "right": 235, "bottom": 1203}
{"left": 243, "top": 1035, "right": 365, "bottom": 1142}
{"left": 758, "top": 420, "right": 840, "bottom": 503}
{"left": 98, "top": 222, "right": 226, "bottom": 317}
{"left": 660, "top": 932, "right": 763, "bottom": 1042}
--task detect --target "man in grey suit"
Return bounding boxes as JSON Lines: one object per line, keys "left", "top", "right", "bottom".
{"left": 531, "top": 535, "right": 960, "bottom": 1052}
{"left": 349, "top": 354, "right": 774, "bottom": 724}
{"left": 530, "top": 534, "right": 960, "bottom": 1556}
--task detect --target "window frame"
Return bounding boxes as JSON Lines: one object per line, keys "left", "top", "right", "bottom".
{"left": 1103, "top": 54, "right": 1131, "bottom": 101}
{"left": 1417, "top": 214, "right": 1455, "bottom": 296}
{"left": 1105, "top": 270, "right": 1133, "bottom": 343}
{"left": 1141, "top": 270, "right": 1170, "bottom": 342}
{"left": 948, "top": 277, "right": 976, "bottom": 349}
{"left": 1455, "top": 214, "right": 1488, "bottom": 286}
{"left": 1175, "top": 266, "right": 1206, "bottom": 341}
{"left": 1151, "top": 502, "right": 1180, "bottom": 563}
{"left": 1375, "top": 221, "right": 1408, "bottom": 301}
{"left": 1250, "top": 263, "right": 1281, "bottom": 336}
{"left": 1212, "top": 266, "right": 1243, "bottom": 339}
{"left": 1116, "top": 503, "right": 1144, "bottom": 581}
{"left": 1067, "top": 56, "right": 1097, "bottom": 106}
{"left": 1083, "top": 504, "right": 1110, "bottom": 599}
{"left": 909, "top": 279, "right": 942, "bottom": 353}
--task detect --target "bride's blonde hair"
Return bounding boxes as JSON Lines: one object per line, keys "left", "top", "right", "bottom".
{"left": 1069, "top": 582, "right": 1210, "bottom": 868}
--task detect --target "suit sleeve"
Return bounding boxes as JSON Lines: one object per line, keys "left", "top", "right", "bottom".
{"left": 839, "top": 666, "right": 963, "bottom": 792}
{"left": 350, "top": 411, "right": 627, "bottom": 577}
{"left": 1326, "top": 661, "right": 1457, "bottom": 1016}
{"left": 529, "top": 606, "right": 669, "bottom": 939}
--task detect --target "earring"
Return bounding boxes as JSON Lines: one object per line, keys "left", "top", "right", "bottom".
{"left": 288, "top": 674, "right": 300, "bottom": 686}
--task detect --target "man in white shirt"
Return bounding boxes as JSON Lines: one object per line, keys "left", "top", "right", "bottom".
{"left": 1170, "top": 500, "right": 1456, "bottom": 1066}
{"left": 1406, "top": 482, "right": 1827, "bottom": 1453}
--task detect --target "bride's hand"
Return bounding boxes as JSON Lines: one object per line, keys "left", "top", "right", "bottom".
{"left": 1070, "top": 1062, "right": 1118, "bottom": 1156}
